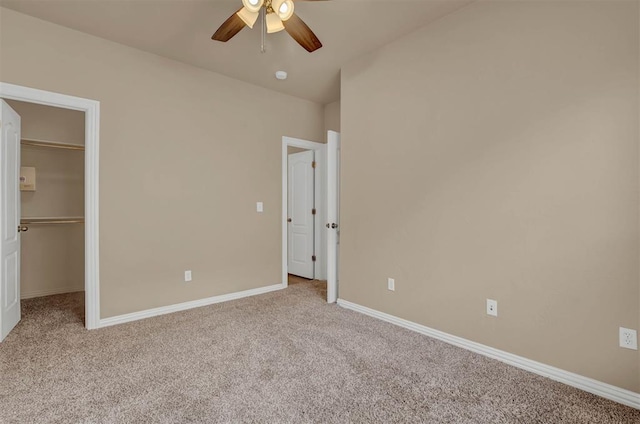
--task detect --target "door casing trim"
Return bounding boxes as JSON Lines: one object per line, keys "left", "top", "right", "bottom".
{"left": 0, "top": 82, "right": 101, "bottom": 330}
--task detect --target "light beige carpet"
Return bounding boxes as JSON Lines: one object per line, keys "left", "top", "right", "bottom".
{"left": 1, "top": 281, "right": 639, "bottom": 423}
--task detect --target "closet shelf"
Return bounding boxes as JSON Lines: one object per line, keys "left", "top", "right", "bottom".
{"left": 21, "top": 217, "right": 84, "bottom": 225}
{"left": 21, "top": 138, "right": 85, "bottom": 151}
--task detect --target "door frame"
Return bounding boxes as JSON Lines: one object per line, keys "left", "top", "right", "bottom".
{"left": 282, "top": 136, "right": 326, "bottom": 288}
{"left": 0, "top": 82, "right": 101, "bottom": 330}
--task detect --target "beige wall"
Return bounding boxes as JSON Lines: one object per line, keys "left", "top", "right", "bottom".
{"left": 324, "top": 100, "right": 340, "bottom": 142}
{"left": 6, "top": 100, "right": 85, "bottom": 299}
{"left": 0, "top": 8, "right": 324, "bottom": 317}
{"left": 287, "top": 100, "right": 339, "bottom": 149}
{"left": 287, "top": 146, "right": 308, "bottom": 154}
{"left": 341, "top": 0, "right": 640, "bottom": 392}
{"left": 288, "top": 100, "right": 340, "bottom": 148}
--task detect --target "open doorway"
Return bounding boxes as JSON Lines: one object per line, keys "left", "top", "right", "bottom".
{"left": 282, "top": 132, "right": 340, "bottom": 302}
{"left": 282, "top": 137, "right": 325, "bottom": 298}
{"left": 0, "top": 83, "right": 100, "bottom": 341}
{"left": 7, "top": 100, "right": 86, "bottom": 332}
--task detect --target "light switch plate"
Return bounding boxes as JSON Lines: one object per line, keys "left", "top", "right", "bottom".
{"left": 387, "top": 278, "right": 395, "bottom": 291}
{"left": 257, "top": 202, "right": 263, "bottom": 212}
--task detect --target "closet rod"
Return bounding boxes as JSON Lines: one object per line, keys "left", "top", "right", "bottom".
{"left": 21, "top": 217, "right": 84, "bottom": 225}
{"left": 21, "top": 138, "right": 85, "bottom": 151}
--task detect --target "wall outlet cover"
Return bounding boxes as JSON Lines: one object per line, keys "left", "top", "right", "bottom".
{"left": 184, "top": 270, "right": 192, "bottom": 282}
{"left": 619, "top": 327, "right": 638, "bottom": 350}
{"left": 257, "top": 202, "right": 264, "bottom": 212}
{"left": 486, "top": 299, "right": 498, "bottom": 317}
{"left": 387, "top": 278, "right": 395, "bottom": 291}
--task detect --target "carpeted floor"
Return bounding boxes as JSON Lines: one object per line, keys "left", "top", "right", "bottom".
{"left": 1, "top": 281, "right": 639, "bottom": 423}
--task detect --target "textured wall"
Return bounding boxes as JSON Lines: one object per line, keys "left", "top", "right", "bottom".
{"left": 341, "top": 0, "right": 640, "bottom": 391}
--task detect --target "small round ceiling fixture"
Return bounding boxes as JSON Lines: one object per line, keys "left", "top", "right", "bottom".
{"left": 275, "top": 71, "right": 288, "bottom": 80}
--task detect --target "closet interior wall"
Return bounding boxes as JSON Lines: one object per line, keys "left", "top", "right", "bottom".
{"left": 6, "top": 100, "right": 85, "bottom": 299}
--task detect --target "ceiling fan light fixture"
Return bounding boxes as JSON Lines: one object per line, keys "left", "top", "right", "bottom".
{"left": 242, "top": 0, "right": 263, "bottom": 13}
{"left": 266, "top": 12, "right": 285, "bottom": 33}
{"left": 236, "top": 7, "right": 260, "bottom": 28}
{"left": 211, "top": 0, "right": 323, "bottom": 53}
{"left": 273, "top": 0, "right": 294, "bottom": 21}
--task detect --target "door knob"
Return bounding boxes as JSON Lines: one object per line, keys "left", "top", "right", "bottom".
{"left": 18, "top": 225, "right": 28, "bottom": 232}
{"left": 287, "top": 218, "right": 292, "bottom": 223}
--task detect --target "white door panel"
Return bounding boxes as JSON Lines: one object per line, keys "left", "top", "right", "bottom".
{"left": 288, "top": 150, "right": 314, "bottom": 279}
{"left": 5, "top": 252, "right": 18, "bottom": 305}
{"left": 1, "top": 100, "right": 21, "bottom": 341}
{"left": 327, "top": 131, "right": 340, "bottom": 303}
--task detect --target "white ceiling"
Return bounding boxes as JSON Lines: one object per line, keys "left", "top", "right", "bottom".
{"left": 0, "top": 0, "right": 474, "bottom": 104}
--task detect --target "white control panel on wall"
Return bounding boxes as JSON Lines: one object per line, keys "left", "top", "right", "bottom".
{"left": 256, "top": 202, "right": 263, "bottom": 212}
{"left": 20, "top": 166, "right": 36, "bottom": 191}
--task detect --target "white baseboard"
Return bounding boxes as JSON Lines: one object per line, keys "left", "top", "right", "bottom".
{"left": 337, "top": 298, "right": 640, "bottom": 410}
{"left": 99, "top": 283, "right": 285, "bottom": 328}
{"left": 21, "top": 286, "right": 84, "bottom": 299}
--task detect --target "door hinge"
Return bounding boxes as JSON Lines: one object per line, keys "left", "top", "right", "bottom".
{"left": 312, "top": 208, "right": 316, "bottom": 215}
{"left": 312, "top": 255, "right": 316, "bottom": 262}
{"left": 312, "top": 161, "right": 316, "bottom": 169}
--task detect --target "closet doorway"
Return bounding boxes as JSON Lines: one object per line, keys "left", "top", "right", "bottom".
{"left": 0, "top": 83, "right": 100, "bottom": 340}
{"left": 7, "top": 100, "right": 85, "bottom": 331}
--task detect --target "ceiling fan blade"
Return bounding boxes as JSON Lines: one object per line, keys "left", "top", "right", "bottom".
{"left": 212, "top": 8, "right": 246, "bottom": 42}
{"left": 283, "top": 13, "right": 322, "bottom": 52}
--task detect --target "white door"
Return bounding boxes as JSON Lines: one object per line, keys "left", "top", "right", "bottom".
{"left": 288, "top": 150, "right": 315, "bottom": 279}
{"left": 327, "top": 131, "right": 340, "bottom": 303}
{"left": 0, "top": 100, "right": 21, "bottom": 342}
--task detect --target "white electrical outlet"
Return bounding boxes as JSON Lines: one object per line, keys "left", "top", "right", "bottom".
{"left": 256, "top": 202, "right": 263, "bottom": 212}
{"left": 486, "top": 299, "right": 498, "bottom": 317}
{"left": 619, "top": 327, "right": 638, "bottom": 350}
{"left": 184, "top": 270, "right": 192, "bottom": 282}
{"left": 387, "top": 278, "right": 395, "bottom": 291}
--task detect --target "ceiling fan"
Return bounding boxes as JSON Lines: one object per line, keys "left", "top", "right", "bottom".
{"left": 212, "top": 0, "right": 325, "bottom": 53}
